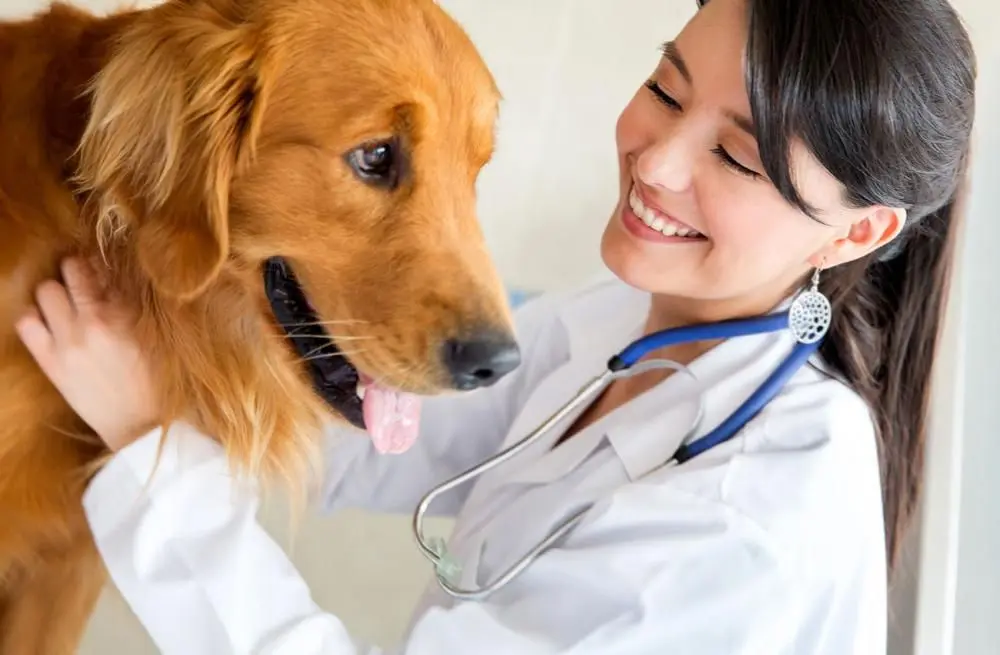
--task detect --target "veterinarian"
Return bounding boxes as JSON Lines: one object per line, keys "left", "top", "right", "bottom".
{"left": 15, "top": 0, "right": 975, "bottom": 652}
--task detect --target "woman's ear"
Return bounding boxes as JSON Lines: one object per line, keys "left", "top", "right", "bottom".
{"left": 76, "top": 0, "right": 271, "bottom": 300}
{"left": 811, "top": 206, "right": 907, "bottom": 268}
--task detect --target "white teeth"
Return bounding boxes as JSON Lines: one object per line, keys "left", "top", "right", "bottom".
{"left": 628, "top": 187, "right": 702, "bottom": 238}
{"left": 356, "top": 381, "right": 367, "bottom": 400}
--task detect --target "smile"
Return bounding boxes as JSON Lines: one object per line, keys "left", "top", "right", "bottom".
{"left": 627, "top": 186, "right": 705, "bottom": 239}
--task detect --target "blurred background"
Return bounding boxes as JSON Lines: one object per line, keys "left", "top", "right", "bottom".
{"left": 1, "top": 0, "right": 997, "bottom": 652}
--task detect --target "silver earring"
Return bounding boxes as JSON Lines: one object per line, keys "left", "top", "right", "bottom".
{"left": 789, "top": 265, "right": 832, "bottom": 344}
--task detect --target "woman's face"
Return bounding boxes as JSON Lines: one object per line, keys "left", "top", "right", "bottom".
{"left": 601, "top": 0, "right": 903, "bottom": 320}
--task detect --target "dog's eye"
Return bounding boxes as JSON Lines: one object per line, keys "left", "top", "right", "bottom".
{"left": 346, "top": 140, "right": 398, "bottom": 188}
{"left": 362, "top": 144, "right": 391, "bottom": 169}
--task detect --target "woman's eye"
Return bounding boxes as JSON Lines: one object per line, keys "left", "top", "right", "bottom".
{"left": 644, "top": 80, "right": 681, "bottom": 110}
{"left": 711, "top": 146, "right": 761, "bottom": 180}
{"left": 346, "top": 140, "right": 398, "bottom": 188}
{"left": 642, "top": 80, "right": 761, "bottom": 181}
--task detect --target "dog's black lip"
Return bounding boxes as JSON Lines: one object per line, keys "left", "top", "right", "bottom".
{"left": 262, "top": 256, "right": 365, "bottom": 430}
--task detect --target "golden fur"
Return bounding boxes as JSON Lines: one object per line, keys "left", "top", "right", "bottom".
{"left": 0, "top": 0, "right": 512, "bottom": 650}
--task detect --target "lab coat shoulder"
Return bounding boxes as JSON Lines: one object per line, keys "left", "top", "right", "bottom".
{"left": 509, "top": 372, "right": 886, "bottom": 654}
{"left": 710, "top": 371, "right": 888, "bottom": 652}
{"left": 316, "top": 285, "right": 591, "bottom": 516}
{"left": 731, "top": 372, "right": 885, "bottom": 562}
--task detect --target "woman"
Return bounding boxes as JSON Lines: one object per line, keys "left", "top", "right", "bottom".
{"left": 15, "top": 0, "right": 975, "bottom": 652}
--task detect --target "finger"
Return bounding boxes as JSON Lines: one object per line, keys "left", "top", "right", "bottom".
{"left": 14, "top": 307, "right": 55, "bottom": 368}
{"left": 89, "top": 257, "right": 112, "bottom": 292}
{"left": 34, "top": 279, "right": 76, "bottom": 344}
{"left": 61, "top": 257, "right": 105, "bottom": 314}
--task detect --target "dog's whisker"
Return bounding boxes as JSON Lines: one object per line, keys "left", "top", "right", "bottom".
{"left": 279, "top": 319, "right": 369, "bottom": 329}
{"left": 271, "top": 323, "right": 376, "bottom": 341}
{"left": 300, "top": 347, "right": 370, "bottom": 364}
{"left": 334, "top": 347, "right": 371, "bottom": 359}
{"left": 275, "top": 335, "right": 376, "bottom": 362}
{"left": 301, "top": 342, "right": 331, "bottom": 360}
{"left": 300, "top": 339, "right": 371, "bottom": 360}
{"left": 278, "top": 333, "right": 375, "bottom": 342}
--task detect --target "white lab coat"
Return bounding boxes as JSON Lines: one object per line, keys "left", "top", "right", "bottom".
{"left": 82, "top": 279, "right": 888, "bottom": 654}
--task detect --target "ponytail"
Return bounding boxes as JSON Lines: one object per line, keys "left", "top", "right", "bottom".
{"left": 740, "top": 0, "right": 975, "bottom": 576}
{"left": 819, "top": 182, "right": 967, "bottom": 571}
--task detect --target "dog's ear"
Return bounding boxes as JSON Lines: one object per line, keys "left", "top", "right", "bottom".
{"left": 77, "top": 0, "right": 270, "bottom": 300}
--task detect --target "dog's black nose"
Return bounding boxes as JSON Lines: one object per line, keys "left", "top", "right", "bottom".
{"left": 442, "top": 334, "right": 521, "bottom": 390}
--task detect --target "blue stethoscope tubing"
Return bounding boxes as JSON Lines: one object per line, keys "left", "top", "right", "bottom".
{"left": 413, "top": 303, "right": 826, "bottom": 601}
{"left": 610, "top": 311, "right": 821, "bottom": 462}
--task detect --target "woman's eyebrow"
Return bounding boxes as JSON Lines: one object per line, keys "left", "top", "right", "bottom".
{"left": 661, "top": 40, "right": 756, "bottom": 138}
{"left": 660, "top": 41, "right": 692, "bottom": 85}
{"left": 728, "top": 111, "right": 756, "bottom": 138}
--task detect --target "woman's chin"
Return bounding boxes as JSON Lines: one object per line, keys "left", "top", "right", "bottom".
{"left": 600, "top": 219, "right": 688, "bottom": 294}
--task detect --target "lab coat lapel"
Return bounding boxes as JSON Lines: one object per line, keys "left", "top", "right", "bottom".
{"left": 598, "top": 372, "right": 703, "bottom": 481}
{"left": 489, "top": 299, "right": 648, "bottom": 487}
{"left": 462, "top": 351, "right": 605, "bottom": 502}
{"left": 459, "top": 283, "right": 648, "bottom": 513}
{"left": 605, "top": 325, "right": 800, "bottom": 481}
{"left": 447, "top": 347, "right": 615, "bottom": 586}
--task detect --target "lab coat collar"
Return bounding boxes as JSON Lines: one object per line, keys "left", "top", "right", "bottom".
{"left": 483, "top": 334, "right": 622, "bottom": 488}
{"left": 612, "top": 295, "right": 802, "bottom": 481}
{"left": 496, "top": 283, "right": 651, "bottom": 486}
{"left": 456, "top": 284, "right": 646, "bottom": 496}
{"left": 556, "top": 283, "right": 804, "bottom": 483}
{"left": 489, "top": 281, "right": 808, "bottom": 488}
{"left": 605, "top": 321, "right": 800, "bottom": 481}
{"left": 556, "top": 280, "right": 652, "bottom": 360}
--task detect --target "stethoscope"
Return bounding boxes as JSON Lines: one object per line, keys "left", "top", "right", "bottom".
{"left": 413, "top": 279, "right": 832, "bottom": 601}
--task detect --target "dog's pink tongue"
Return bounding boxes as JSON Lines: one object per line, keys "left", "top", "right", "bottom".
{"left": 362, "top": 380, "right": 422, "bottom": 454}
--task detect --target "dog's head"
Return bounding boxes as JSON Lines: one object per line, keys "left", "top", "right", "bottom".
{"left": 77, "top": 0, "right": 519, "bottom": 434}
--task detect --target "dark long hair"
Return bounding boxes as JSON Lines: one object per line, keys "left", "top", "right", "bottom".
{"left": 741, "top": 0, "right": 976, "bottom": 570}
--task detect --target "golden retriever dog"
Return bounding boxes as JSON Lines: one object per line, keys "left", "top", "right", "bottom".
{"left": 0, "top": 0, "right": 519, "bottom": 651}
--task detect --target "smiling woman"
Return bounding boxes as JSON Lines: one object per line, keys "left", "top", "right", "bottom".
{"left": 600, "top": 0, "right": 974, "bottom": 567}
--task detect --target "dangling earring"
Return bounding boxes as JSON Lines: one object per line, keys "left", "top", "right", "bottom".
{"left": 789, "top": 262, "right": 832, "bottom": 344}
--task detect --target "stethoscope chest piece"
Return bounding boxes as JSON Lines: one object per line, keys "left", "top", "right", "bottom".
{"left": 426, "top": 536, "right": 463, "bottom": 586}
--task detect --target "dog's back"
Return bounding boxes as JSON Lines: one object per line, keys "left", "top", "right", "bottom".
{"left": 0, "top": 4, "right": 130, "bottom": 326}
{"left": 0, "top": 6, "right": 128, "bottom": 652}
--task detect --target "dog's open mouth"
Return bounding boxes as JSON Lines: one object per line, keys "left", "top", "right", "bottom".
{"left": 262, "top": 257, "right": 422, "bottom": 454}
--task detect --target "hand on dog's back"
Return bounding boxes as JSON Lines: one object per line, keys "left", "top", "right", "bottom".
{"left": 15, "top": 258, "right": 160, "bottom": 453}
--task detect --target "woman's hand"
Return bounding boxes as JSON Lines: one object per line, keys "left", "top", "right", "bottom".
{"left": 15, "top": 257, "right": 160, "bottom": 451}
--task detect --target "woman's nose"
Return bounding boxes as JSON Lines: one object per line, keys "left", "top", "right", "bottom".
{"left": 635, "top": 136, "right": 694, "bottom": 193}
